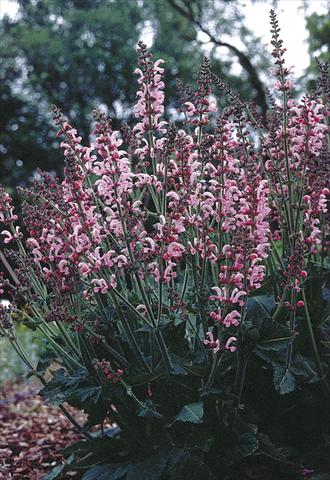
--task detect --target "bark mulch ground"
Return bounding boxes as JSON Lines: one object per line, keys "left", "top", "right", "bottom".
{"left": 0, "top": 381, "right": 84, "bottom": 480}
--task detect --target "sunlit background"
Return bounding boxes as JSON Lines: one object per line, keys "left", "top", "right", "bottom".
{"left": 1, "top": 0, "right": 328, "bottom": 76}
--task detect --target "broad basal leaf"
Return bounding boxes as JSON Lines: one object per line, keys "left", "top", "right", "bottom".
{"left": 273, "top": 367, "right": 296, "bottom": 394}
{"left": 82, "top": 465, "right": 128, "bottom": 480}
{"left": 175, "top": 402, "right": 204, "bottom": 424}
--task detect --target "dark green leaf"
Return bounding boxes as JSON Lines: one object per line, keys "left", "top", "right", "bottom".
{"left": 42, "top": 462, "right": 66, "bottom": 480}
{"left": 165, "top": 448, "right": 216, "bottom": 479}
{"left": 126, "top": 453, "right": 167, "bottom": 480}
{"left": 182, "top": 365, "right": 209, "bottom": 377}
{"left": 169, "top": 353, "right": 189, "bottom": 375}
{"left": 175, "top": 402, "right": 204, "bottom": 424}
{"left": 274, "top": 367, "right": 296, "bottom": 394}
{"left": 257, "top": 335, "right": 293, "bottom": 351}
{"left": 42, "top": 455, "right": 74, "bottom": 480}
{"left": 233, "top": 432, "right": 259, "bottom": 458}
{"left": 40, "top": 368, "right": 104, "bottom": 410}
{"left": 254, "top": 319, "right": 293, "bottom": 351}
{"left": 73, "top": 386, "right": 102, "bottom": 404}
{"left": 64, "top": 436, "right": 124, "bottom": 458}
{"left": 82, "top": 465, "right": 128, "bottom": 480}
{"left": 137, "top": 400, "right": 163, "bottom": 420}
{"left": 246, "top": 295, "right": 276, "bottom": 325}
{"left": 310, "top": 475, "right": 330, "bottom": 480}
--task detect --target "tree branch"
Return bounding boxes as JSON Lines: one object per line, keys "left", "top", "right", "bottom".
{"left": 167, "top": 0, "right": 268, "bottom": 114}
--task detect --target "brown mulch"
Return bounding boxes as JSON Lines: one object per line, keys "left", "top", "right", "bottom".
{"left": 0, "top": 381, "right": 84, "bottom": 480}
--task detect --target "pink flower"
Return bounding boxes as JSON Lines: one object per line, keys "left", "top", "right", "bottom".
{"left": 42, "top": 267, "right": 53, "bottom": 280}
{"left": 230, "top": 288, "right": 247, "bottom": 306}
{"left": 184, "top": 102, "right": 197, "bottom": 117}
{"left": 209, "top": 286, "right": 224, "bottom": 301}
{"left": 164, "top": 242, "right": 185, "bottom": 261}
{"left": 210, "top": 286, "right": 246, "bottom": 306}
{"left": 0, "top": 187, "right": 18, "bottom": 223}
{"left": 79, "top": 262, "right": 92, "bottom": 277}
{"left": 114, "top": 254, "right": 128, "bottom": 268}
{"left": 1, "top": 227, "right": 22, "bottom": 244}
{"left": 210, "top": 308, "right": 222, "bottom": 323}
{"left": 136, "top": 304, "right": 148, "bottom": 316}
{"left": 210, "top": 308, "right": 241, "bottom": 328}
{"left": 91, "top": 277, "right": 116, "bottom": 294}
{"left": 222, "top": 310, "right": 241, "bottom": 328}
{"left": 273, "top": 230, "right": 281, "bottom": 241}
{"left": 58, "top": 259, "right": 69, "bottom": 275}
{"left": 225, "top": 336, "right": 237, "bottom": 352}
{"left": 163, "top": 261, "right": 177, "bottom": 283}
{"left": 166, "top": 191, "right": 180, "bottom": 204}
{"left": 204, "top": 332, "right": 220, "bottom": 354}
{"left": 142, "top": 237, "right": 156, "bottom": 254}
{"left": 27, "top": 237, "right": 44, "bottom": 261}
{"left": 301, "top": 467, "right": 314, "bottom": 478}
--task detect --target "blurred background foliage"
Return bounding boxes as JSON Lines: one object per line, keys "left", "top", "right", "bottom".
{"left": 0, "top": 0, "right": 329, "bottom": 192}
{"left": 306, "top": 9, "right": 330, "bottom": 87}
{"left": 0, "top": 326, "right": 40, "bottom": 383}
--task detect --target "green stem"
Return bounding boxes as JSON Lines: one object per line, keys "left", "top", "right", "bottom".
{"left": 191, "top": 255, "right": 207, "bottom": 335}
{"left": 112, "top": 294, "right": 152, "bottom": 373}
{"left": 204, "top": 353, "right": 223, "bottom": 391}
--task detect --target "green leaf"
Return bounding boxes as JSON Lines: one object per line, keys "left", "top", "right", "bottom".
{"left": 40, "top": 368, "right": 103, "bottom": 410}
{"left": 125, "top": 453, "right": 167, "bottom": 480}
{"left": 137, "top": 399, "right": 163, "bottom": 420}
{"left": 182, "top": 364, "right": 209, "bottom": 377}
{"left": 126, "top": 372, "right": 164, "bottom": 387}
{"left": 321, "top": 340, "right": 330, "bottom": 349}
{"left": 82, "top": 465, "right": 128, "bottom": 480}
{"left": 257, "top": 335, "right": 293, "bottom": 352}
{"left": 64, "top": 436, "right": 124, "bottom": 458}
{"left": 274, "top": 367, "right": 296, "bottom": 394}
{"left": 233, "top": 432, "right": 259, "bottom": 458}
{"left": 82, "top": 449, "right": 216, "bottom": 480}
{"left": 255, "top": 348, "right": 319, "bottom": 393}
{"left": 246, "top": 295, "right": 276, "bottom": 325}
{"left": 42, "top": 455, "right": 74, "bottom": 480}
{"left": 169, "top": 353, "right": 189, "bottom": 375}
{"left": 82, "top": 451, "right": 168, "bottom": 480}
{"left": 175, "top": 402, "right": 204, "bottom": 424}
{"left": 165, "top": 448, "right": 216, "bottom": 480}
{"left": 254, "top": 319, "right": 293, "bottom": 351}
{"left": 42, "top": 462, "right": 66, "bottom": 480}
{"left": 248, "top": 277, "right": 275, "bottom": 297}
{"left": 310, "top": 475, "right": 330, "bottom": 480}
{"left": 64, "top": 437, "right": 127, "bottom": 470}
{"left": 73, "top": 386, "right": 102, "bottom": 404}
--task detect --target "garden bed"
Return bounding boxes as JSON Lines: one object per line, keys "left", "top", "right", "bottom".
{"left": 0, "top": 381, "right": 83, "bottom": 480}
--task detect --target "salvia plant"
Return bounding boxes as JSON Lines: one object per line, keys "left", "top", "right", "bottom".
{"left": 0, "top": 11, "right": 329, "bottom": 480}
